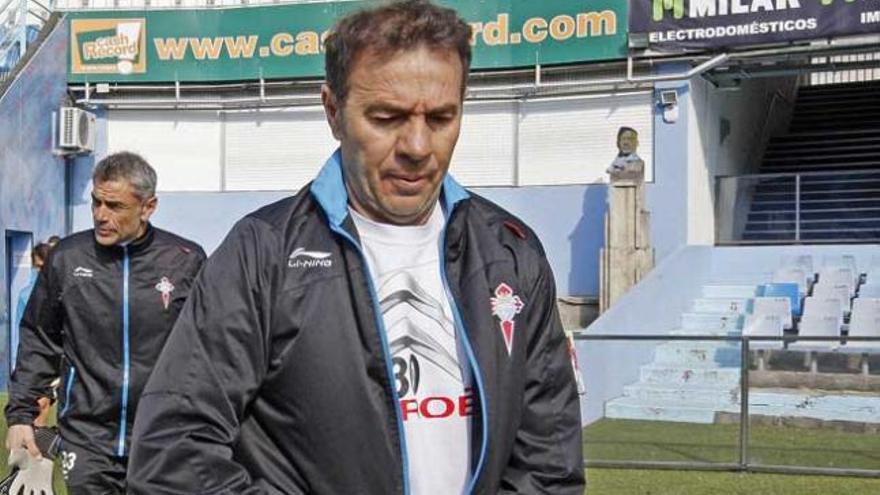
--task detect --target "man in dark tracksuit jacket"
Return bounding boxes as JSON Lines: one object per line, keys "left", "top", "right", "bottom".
{"left": 128, "top": 154, "right": 584, "bottom": 494}
{"left": 5, "top": 152, "right": 206, "bottom": 494}
{"left": 129, "top": 2, "right": 583, "bottom": 493}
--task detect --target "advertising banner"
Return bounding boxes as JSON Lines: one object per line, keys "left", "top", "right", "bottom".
{"left": 630, "top": 0, "right": 880, "bottom": 50}
{"left": 68, "top": 0, "right": 628, "bottom": 83}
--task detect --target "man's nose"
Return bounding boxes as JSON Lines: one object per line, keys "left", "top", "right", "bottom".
{"left": 397, "top": 118, "right": 431, "bottom": 165}
{"left": 93, "top": 205, "right": 109, "bottom": 224}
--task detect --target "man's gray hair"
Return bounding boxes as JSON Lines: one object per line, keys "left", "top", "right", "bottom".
{"left": 92, "top": 152, "right": 157, "bottom": 200}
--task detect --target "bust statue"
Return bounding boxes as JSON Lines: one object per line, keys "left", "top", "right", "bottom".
{"left": 607, "top": 127, "right": 645, "bottom": 182}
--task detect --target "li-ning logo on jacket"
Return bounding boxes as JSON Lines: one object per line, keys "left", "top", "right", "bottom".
{"left": 73, "top": 266, "right": 93, "bottom": 278}
{"left": 288, "top": 248, "right": 332, "bottom": 269}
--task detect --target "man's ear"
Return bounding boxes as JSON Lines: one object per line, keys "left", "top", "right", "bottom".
{"left": 321, "top": 84, "right": 343, "bottom": 141}
{"left": 140, "top": 196, "right": 158, "bottom": 223}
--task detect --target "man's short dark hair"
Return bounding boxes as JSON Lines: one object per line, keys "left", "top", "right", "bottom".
{"left": 93, "top": 151, "right": 157, "bottom": 200}
{"left": 324, "top": 0, "right": 472, "bottom": 104}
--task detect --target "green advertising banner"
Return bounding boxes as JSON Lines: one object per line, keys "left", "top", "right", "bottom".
{"left": 67, "top": 0, "right": 628, "bottom": 83}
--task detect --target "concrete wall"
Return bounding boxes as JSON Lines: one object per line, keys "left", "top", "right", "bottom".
{"left": 645, "top": 64, "right": 691, "bottom": 263}
{"left": 688, "top": 75, "right": 798, "bottom": 245}
{"left": 71, "top": 161, "right": 608, "bottom": 296}
{"left": 0, "top": 22, "right": 69, "bottom": 389}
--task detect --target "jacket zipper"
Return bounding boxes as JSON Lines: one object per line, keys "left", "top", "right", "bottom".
{"left": 330, "top": 224, "right": 411, "bottom": 495}
{"left": 116, "top": 246, "right": 132, "bottom": 456}
{"left": 60, "top": 365, "right": 76, "bottom": 417}
{"left": 439, "top": 222, "right": 489, "bottom": 494}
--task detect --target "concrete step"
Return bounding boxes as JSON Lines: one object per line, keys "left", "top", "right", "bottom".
{"left": 653, "top": 341, "right": 742, "bottom": 368}
{"left": 639, "top": 364, "right": 741, "bottom": 387}
{"left": 607, "top": 390, "right": 880, "bottom": 425}
{"left": 748, "top": 391, "right": 880, "bottom": 424}
{"left": 681, "top": 312, "right": 743, "bottom": 333}
{"left": 621, "top": 383, "right": 740, "bottom": 407}
{"left": 605, "top": 397, "right": 720, "bottom": 423}
{"left": 692, "top": 298, "right": 750, "bottom": 314}
{"left": 701, "top": 285, "right": 758, "bottom": 298}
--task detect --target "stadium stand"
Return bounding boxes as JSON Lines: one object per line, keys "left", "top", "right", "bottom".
{"left": 743, "top": 81, "right": 880, "bottom": 242}
{"left": 598, "top": 247, "right": 879, "bottom": 425}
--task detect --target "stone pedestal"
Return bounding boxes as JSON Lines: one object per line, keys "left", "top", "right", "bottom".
{"left": 600, "top": 172, "right": 654, "bottom": 313}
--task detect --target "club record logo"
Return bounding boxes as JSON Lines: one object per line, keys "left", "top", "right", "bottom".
{"left": 70, "top": 18, "right": 146, "bottom": 75}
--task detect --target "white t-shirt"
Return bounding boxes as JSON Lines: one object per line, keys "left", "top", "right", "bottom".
{"left": 350, "top": 205, "right": 472, "bottom": 495}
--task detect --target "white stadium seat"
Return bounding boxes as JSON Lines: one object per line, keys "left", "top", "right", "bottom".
{"left": 772, "top": 267, "right": 810, "bottom": 295}
{"left": 743, "top": 313, "right": 785, "bottom": 350}
{"left": 848, "top": 316, "right": 880, "bottom": 342}
{"left": 822, "top": 254, "right": 857, "bottom": 273}
{"left": 781, "top": 254, "right": 813, "bottom": 277}
{"left": 817, "top": 268, "right": 855, "bottom": 296}
{"left": 851, "top": 298, "right": 880, "bottom": 319}
{"left": 790, "top": 315, "right": 841, "bottom": 351}
{"left": 802, "top": 297, "right": 845, "bottom": 322}
{"left": 752, "top": 297, "right": 793, "bottom": 329}
{"left": 811, "top": 284, "right": 851, "bottom": 313}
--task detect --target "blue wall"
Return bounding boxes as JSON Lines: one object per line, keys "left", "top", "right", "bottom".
{"left": 70, "top": 179, "right": 607, "bottom": 297}
{"left": 0, "top": 22, "right": 69, "bottom": 389}
{"left": 645, "top": 63, "right": 691, "bottom": 263}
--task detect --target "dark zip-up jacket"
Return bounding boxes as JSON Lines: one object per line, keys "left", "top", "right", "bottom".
{"left": 5, "top": 225, "right": 206, "bottom": 457}
{"left": 128, "top": 151, "right": 584, "bottom": 494}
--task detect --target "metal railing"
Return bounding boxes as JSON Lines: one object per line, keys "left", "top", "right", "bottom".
{"left": 716, "top": 169, "right": 880, "bottom": 245}
{"left": 0, "top": 0, "right": 53, "bottom": 84}
{"left": 573, "top": 332, "right": 880, "bottom": 478}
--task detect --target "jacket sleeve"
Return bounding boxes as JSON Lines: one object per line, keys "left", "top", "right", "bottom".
{"left": 499, "top": 256, "right": 585, "bottom": 494}
{"left": 5, "top": 254, "right": 64, "bottom": 426}
{"left": 127, "top": 218, "right": 282, "bottom": 495}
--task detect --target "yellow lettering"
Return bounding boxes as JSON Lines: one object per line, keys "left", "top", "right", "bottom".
{"left": 549, "top": 15, "right": 576, "bottom": 41}
{"left": 271, "top": 33, "right": 294, "bottom": 57}
{"left": 153, "top": 38, "right": 188, "bottom": 61}
{"left": 576, "top": 11, "right": 617, "bottom": 37}
{"left": 482, "top": 14, "right": 509, "bottom": 46}
{"left": 295, "top": 31, "right": 320, "bottom": 56}
{"left": 83, "top": 42, "right": 96, "bottom": 59}
{"left": 224, "top": 35, "right": 258, "bottom": 59}
{"left": 188, "top": 37, "right": 224, "bottom": 60}
{"left": 522, "top": 17, "right": 547, "bottom": 43}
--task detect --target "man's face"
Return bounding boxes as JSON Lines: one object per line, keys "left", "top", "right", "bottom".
{"left": 322, "top": 46, "right": 464, "bottom": 225}
{"left": 618, "top": 130, "right": 639, "bottom": 155}
{"left": 91, "top": 179, "right": 157, "bottom": 246}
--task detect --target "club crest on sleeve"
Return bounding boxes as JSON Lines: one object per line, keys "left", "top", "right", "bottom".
{"left": 155, "top": 276, "right": 175, "bottom": 310}
{"left": 491, "top": 283, "right": 523, "bottom": 355}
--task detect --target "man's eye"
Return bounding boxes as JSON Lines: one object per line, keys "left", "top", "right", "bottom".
{"left": 429, "top": 114, "right": 453, "bottom": 125}
{"left": 371, "top": 114, "right": 400, "bottom": 124}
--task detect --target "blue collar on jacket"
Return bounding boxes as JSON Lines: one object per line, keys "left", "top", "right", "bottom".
{"left": 310, "top": 148, "right": 469, "bottom": 228}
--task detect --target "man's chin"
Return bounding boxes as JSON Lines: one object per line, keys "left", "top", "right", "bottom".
{"left": 382, "top": 200, "right": 437, "bottom": 225}
{"left": 94, "top": 233, "right": 116, "bottom": 246}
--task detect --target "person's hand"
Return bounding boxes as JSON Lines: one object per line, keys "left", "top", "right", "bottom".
{"left": 7, "top": 448, "right": 55, "bottom": 495}
{"left": 34, "top": 398, "right": 52, "bottom": 428}
{"left": 6, "top": 424, "right": 41, "bottom": 459}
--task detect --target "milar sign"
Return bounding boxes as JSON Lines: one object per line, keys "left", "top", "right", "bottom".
{"left": 632, "top": 0, "right": 880, "bottom": 49}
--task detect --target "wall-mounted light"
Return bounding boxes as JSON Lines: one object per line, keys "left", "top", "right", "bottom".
{"left": 659, "top": 89, "right": 679, "bottom": 124}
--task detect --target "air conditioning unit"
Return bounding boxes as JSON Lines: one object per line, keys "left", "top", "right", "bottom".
{"left": 58, "top": 107, "right": 96, "bottom": 153}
